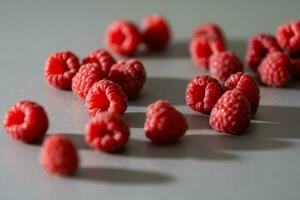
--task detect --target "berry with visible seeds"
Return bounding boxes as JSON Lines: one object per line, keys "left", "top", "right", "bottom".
{"left": 144, "top": 100, "right": 188, "bottom": 144}
{"left": 141, "top": 14, "right": 171, "bottom": 51}
{"left": 105, "top": 20, "right": 140, "bottom": 56}
{"left": 257, "top": 52, "right": 291, "bottom": 87}
{"left": 246, "top": 33, "right": 282, "bottom": 72}
{"left": 72, "top": 63, "right": 106, "bottom": 99}
{"left": 224, "top": 72, "right": 260, "bottom": 115}
{"left": 85, "top": 112, "right": 130, "bottom": 152}
{"left": 276, "top": 20, "right": 300, "bottom": 54}
{"left": 82, "top": 49, "right": 116, "bottom": 76}
{"left": 209, "top": 51, "right": 243, "bottom": 83}
{"left": 186, "top": 75, "right": 223, "bottom": 114}
{"left": 44, "top": 51, "right": 80, "bottom": 90}
{"left": 192, "top": 23, "right": 225, "bottom": 43}
{"left": 85, "top": 80, "right": 128, "bottom": 116}
{"left": 40, "top": 135, "right": 79, "bottom": 176}
{"left": 209, "top": 89, "right": 251, "bottom": 134}
{"left": 108, "top": 59, "right": 146, "bottom": 99}
{"left": 3, "top": 101, "right": 48, "bottom": 143}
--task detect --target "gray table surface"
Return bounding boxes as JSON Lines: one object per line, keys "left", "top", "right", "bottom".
{"left": 1, "top": 0, "right": 300, "bottom": 199}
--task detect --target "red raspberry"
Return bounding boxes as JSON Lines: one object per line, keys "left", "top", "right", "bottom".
{"left": 186, "top": 75, "right": 223, "bottom": 114}
{"left": 40, "top": 135, "right": 79, "bottom": 176}
{"left": 105, "top": 20, "right": 140, "bottom": 56}
{"left": 192, "top": 23, "right": 225, "bottom": 43}
{"left": 144, "top": 100, "right": 188, "bottom": 144}
{"left": 224, "top": 72, "right": 260, "bottom": 115}
{"left": 209, "top": 89, "right": 251, "bottom": 134}
{"left": 44, "top": 51, "right": 80, "bottom": 90}
{"left": 3, "top": 101, "right": 48, "bottom": 143}
{"left": 209, "top": 51, "right": 243, "bottom": 83}
{"left": 72, "top": 63, "right": 106, "bottom": 99}
{"left": 82, "top": 49, "right": 116, "bottom": 76}
{"left": 276, "top": 20, "right": 300, "bottom": 54}
{"left": 85, "top": 80, "right": 128, "bottom": 116}
{"left": 189, "top": 35, "right": 226, "bottom": 69}
{"left": 257, "top": 52, "right": 291, "bottom": 87}
{"left": 291, "top": 58, "right": 300, "bottom": 79}
{"left": 141, "top": 14, "right": 171, "bottom": 51}
{"left": 245, "top": 33, "right": 282, "bottom": 72}
{"left": 108, "top": 59, "right": 146, "bottom": 99}
{"left": 85, "top": 112, "right": 130, "bottom": 152}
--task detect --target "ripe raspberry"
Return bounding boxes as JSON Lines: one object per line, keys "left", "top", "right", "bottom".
{"left": 209, "top": 89, "right": 251, "bottom": 134}
{"left": 192, "top": 23, "right": 225, "bottom": 43}
{"left": 105, "top": 20, "right": 140, "bottom": 56}
{"left": 85, "top": 80, "right": 128, "bottom": 116}
{"left": 82, "top": 49, "right": 116, "bottom": 76}
{"left": 209, "top": 51, "right": 243, "bottom": 83}
{"left": 108, "top": 59, "right": 146, "bottom": 99}
{"left": 189, "top": 36, "right": 226, "bottom": 69}
{"left": 291, "top": 58, "right": 300, "bottom": 79}
{"left": 224, "top": 72, "right": 260, "bottom": 115}
{"left": 141, "top": 14, "right": 171, "bottom": 51}
{"left": 85, "top": 112, "right": 130, "bottom": 152}
{"left": 3, "top": 101, "right": 48, "bottom": 143}
{"left": 72, "top": 63, "right": 106, "bottom": 99}
{"left": 186, "top": 75, "right": 223, "bottom": 114}
{"left": 144, "top": 100, "right": 188, "bottom": 144}
{"left": 44, "top": 51, "right": 80, "bottom": 90}
{"left": 245, "top": 33, "right": 282, "bottom": 72}
{"left": 40, "top": 135, "right": 79, "bottom": 176}
{"left": 257, "top": 52, "right": 291, "bottom": 87}
{"left": 276, "top": 20, "right": 300, "bottom": 54}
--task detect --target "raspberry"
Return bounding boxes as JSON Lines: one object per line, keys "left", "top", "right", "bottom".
{"left": 209, "top": 89, "right": 251, "bottom": 134}
{"left": 291, "top": 58, "right": 300, "bottom": 79}
{"left": 141, "top": 14, "right": 171, "bottom": 51}
{"left": 245, "top": 33, "right": 282, "bottom": 72}
{"left": 108, "top": 59, "right": 146, "bottom": 99}
{"left": 186, "top": 75, "right": 223, "bottom": 114}
{"left": 105, "top": 20, "right": 140, "bottom": 56}
{"left": 144, "top": 100, "right": 188, "bottom": 144}
{"left": 85, "top": 80, "right": 128, "bottom": 116}
{"left": 82, "top": 49, "right": 116, "bottom": 76}
{"left": 257, "top": 52, "right": 291, "bottom": 87}
{"left": 40, "top": 135, "right": 79, "bottom": 176}
{"left": 189, "top": 36, "right": 225, "bottom": 69}
{"left": 85, "top": 112, "right": 130, "bottom": 152}
{"left": 44, "top": 51, "right": 80, "bottom": 90}
{"left": 72, "top": 63, "right": 106, "bottom": 99}
{"left": 3, "top": 101, "right": 48, "bottom": 143}
{"left": 276, "top": 20, "right": 300, "bottom": 54}
{"left": 209, "top": 51, "right": 243, "bottom": 83}
{"left": 224, "top": 72, "right": 260, "bottom": 115}
{"left": 192, "top": 23, "right": 225, "bottom": 43}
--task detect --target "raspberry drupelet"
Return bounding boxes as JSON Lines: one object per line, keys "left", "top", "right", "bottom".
{"left": 276, "top": 20, "right": 300, "bottom": 54}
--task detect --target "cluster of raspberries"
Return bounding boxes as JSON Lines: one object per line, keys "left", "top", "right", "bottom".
{"left": 105, "top": 14, "right": 171, "bottom": 56}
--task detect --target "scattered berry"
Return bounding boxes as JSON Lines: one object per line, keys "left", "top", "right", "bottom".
{"left": 245, "top": 33, "right": 282, "bottom": 72}
{"left": 108, "top": 59, "right": 146, "bottom": 99}
{"left": 257, "top": 52, "right": 291, "bottom": 87}
{"left": 224, "top": 72, "right": 260, "bottom": 115}
{"left": 141, "top": 14, "right": 171, "bottom": 51}
{"left": 82, "top": 49, "right": 116, "bottom": 76}
{"left": 209, "top": 51, "right": 243, "bottom": 82}
{"left": 85, "top": 80, "right": 128, "bottom": 116}
{"left": 192, "top": 23, "right": 225, "bottom": 43}
{"left": 40, "top": 135, "right": 79, "bottom": 176}
{"left": 72, "top": 63, "right": 106, "bottom": 99}
{"left": 3, "top": 101, "right": 48, "bottom": 143}
{"left": 189, "top": 36, "right": 225, "bottom": 69}
{"left": 44, "top": 51, "right": 80, "bottom": 90}
{"left": 186, "top": 75, "right": 223, "bottom": 114}
{"left": 85, "top": 112, "right": 130, "bottom": 152}
{"left": 276, "top": 20, "right": 300, "bottom": 54}
{"left": 105, "top": 20, "right": 140, "bottom": 56}
{"left": 144, "top": 100, "right": 188, "bottom": 144}
{"left": 209, "top": 89, "right": 251, "bottom": 134}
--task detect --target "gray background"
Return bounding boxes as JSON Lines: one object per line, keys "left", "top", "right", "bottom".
{"left": 1, "top": 0, "right": 300, "bottom": 199}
